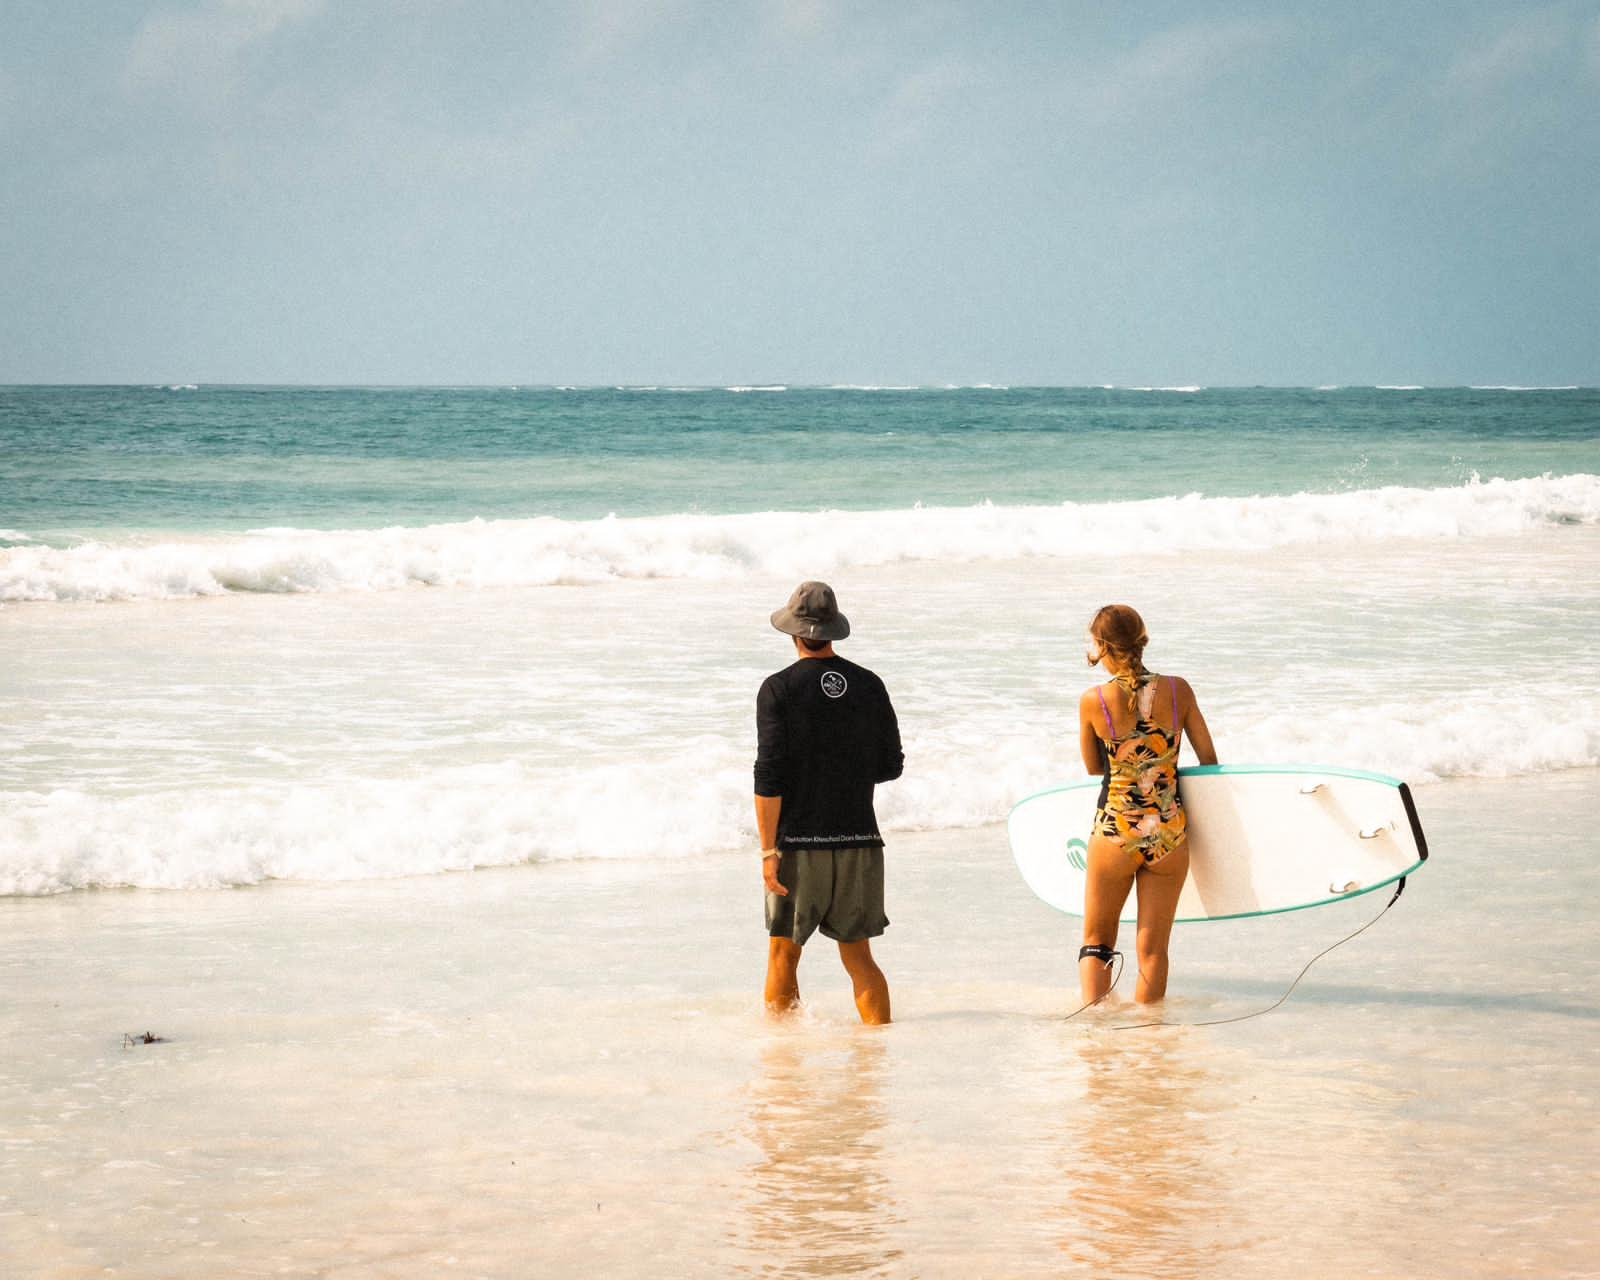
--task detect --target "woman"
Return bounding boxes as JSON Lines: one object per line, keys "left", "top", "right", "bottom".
{"left": 1077, "top": 604, "right": 1217, "bottom": 1006}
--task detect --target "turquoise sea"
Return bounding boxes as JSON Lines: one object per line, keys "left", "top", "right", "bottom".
{"left": 3, "top": 384, "right": 1596, "bottom": 537}
{"left": 2, "top": 383, "right": 1597, "bottom": 891}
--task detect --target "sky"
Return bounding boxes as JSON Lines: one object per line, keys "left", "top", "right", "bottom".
{"left": 1, "top": 0, "right": 1597, "bottom": 386}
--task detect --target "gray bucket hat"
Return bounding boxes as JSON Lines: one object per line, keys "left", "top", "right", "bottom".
{"left": 771, "top": 581, "right": 850, "bottom": 642}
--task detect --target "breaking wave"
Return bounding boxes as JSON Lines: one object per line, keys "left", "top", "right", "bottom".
{"left": 3, "top": 474, "right": 1597, "bottom": 604}
{"left": 2, "top": 687, "right": 1594, "bottom": 894}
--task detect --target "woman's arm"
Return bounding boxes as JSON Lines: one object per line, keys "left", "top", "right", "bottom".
{"left": 1079, "top": 690, "right": 1106, "bottom": 774}
{"left": 1177, "top": 678, "right": 1218, "bottom": 765}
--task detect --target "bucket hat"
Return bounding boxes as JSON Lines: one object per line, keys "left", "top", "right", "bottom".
{"left": 770, "top": 581, "right": 850, "bottom": 642}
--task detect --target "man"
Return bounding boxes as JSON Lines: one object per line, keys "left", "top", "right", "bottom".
{"left": 754, "top": 581, "right": 904, "bottom": 1024}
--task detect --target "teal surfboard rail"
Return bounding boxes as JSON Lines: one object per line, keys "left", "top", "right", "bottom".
{"left": 1008, "top": 763, "right": 1429, "bottom": 922}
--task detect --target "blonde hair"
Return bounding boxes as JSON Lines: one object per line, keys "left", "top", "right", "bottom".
{"left": 1088, "top": 604, "right": 1150, "bottom": 710}
{"left": 1088, "top": 604, "right": 1148, "bottom": 664}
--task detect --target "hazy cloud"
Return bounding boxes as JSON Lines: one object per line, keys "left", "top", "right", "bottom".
{"left": 1429, "top": 7, "right": 1582, "bottom": 170}
{"left": 571, "top": 0, "right": 691, "bottom": 65}
{"left": 771, "top": 0, "right": 835, "bottom": 39}
{"left": 870, "top": 60, "right": 977, "bottom": 152}
{"left": 123, "top": 0, "right": 324, "bottom": 96}
{"left": 1075, "top": 17, "right": 1294, "bottom": 122}
{"left": 1442, "top": 8, "right": 1567, "bottom": 96}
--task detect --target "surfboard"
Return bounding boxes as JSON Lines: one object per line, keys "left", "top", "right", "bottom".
{"left": 1008, "top": 765, "right": 1428, "bottom": 922}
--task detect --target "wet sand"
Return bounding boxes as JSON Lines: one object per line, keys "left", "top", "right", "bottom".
{"left": 2, "top": 771, "right": 1597, "bottom": 1278}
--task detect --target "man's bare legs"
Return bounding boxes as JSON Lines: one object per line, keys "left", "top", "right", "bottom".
{"left": 765, "top": 937, "right": 802, "bottom": 1014}
{"left": 765, "top": 936, "right": 890, "bottom": 1025}
{"left": 838, "top": 939, "right": 891, "bottom": 1026}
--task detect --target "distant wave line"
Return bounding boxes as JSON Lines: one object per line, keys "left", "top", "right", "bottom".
{"left": 4, "top": 473, "right": 1597, "bottom": 604}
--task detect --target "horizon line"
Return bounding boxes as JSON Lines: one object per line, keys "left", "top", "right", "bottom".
{"left": 1, "top": 381, "right": 1593, "bottom": 391}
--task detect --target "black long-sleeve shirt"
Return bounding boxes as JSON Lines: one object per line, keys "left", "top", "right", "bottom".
{"left": 753, "top": 655, "right": 904, "bottom": 851}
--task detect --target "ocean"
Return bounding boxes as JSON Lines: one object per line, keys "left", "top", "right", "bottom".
{"left": 2, "top": 384, "right": 1598, "bottom": 1277}
{"left": 3, "top": 383, "right": 1598, "bottom": 893}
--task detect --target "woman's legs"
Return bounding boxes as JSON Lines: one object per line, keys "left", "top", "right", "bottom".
{"left": 1132, "top": 841, "right": 1190, "bottom": 1002}
{"left": 1080, "top": 834, "right": 1140, "bottom": 1004}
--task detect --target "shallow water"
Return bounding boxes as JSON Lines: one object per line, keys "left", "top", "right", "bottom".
{"left": 2, "top": 773, "right": 1595, "bottom": 1278}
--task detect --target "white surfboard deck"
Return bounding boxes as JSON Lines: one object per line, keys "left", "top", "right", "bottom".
{"left": 1008, "top": 765, "right": 1429, "bottom": 922}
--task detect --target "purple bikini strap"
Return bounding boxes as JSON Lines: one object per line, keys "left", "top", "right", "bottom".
{"left": 1095, "top": 686, "right": 1112, "bottom": 735}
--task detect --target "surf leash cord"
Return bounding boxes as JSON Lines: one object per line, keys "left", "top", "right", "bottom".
{"left": 1113, "top": 876, "right": 1409, "bottom": 1031}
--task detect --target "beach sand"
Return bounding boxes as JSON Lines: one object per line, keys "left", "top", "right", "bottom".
{"left": 2, "top": 771, "right": 1597, "bottom": 1279}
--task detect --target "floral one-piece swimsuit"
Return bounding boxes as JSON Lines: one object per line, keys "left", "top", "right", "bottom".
{"left": 1093, "top": 672, "right": 1186, "bottom": 865}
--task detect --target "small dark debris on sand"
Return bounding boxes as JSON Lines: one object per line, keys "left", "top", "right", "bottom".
{"left": 122, "top": 1031, "right": 167, "bottom": 1047}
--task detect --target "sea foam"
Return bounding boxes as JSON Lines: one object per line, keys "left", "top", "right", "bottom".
{"left": 2, "top": 689, "right": 1594, "bottom": 895}
{"left": 3, "top": 475, "right": 1596, "bottom": 604}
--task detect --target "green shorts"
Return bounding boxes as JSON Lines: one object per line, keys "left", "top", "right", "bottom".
{"left": 765, "top": 845, "right": 888, "bottom": 946}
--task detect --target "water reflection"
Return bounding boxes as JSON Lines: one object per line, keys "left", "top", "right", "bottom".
{"left": 729, "top": 1031, "right": 902, "bottom": 1278}
{"left": 1048, "top": 1027, "right": 1235, "bottom": 1278}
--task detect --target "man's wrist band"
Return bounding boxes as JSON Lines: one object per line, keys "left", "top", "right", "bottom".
{"left": 761, "top": 848, "right": 779, "bottom": 858}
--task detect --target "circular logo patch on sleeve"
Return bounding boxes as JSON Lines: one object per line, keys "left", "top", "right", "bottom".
{"left": 820, "top": 671, "right": 848, "bottom": 698}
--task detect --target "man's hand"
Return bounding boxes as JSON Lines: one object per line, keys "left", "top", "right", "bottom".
{"left": 762, "top": 853, "right": 788, "bottom": 896}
